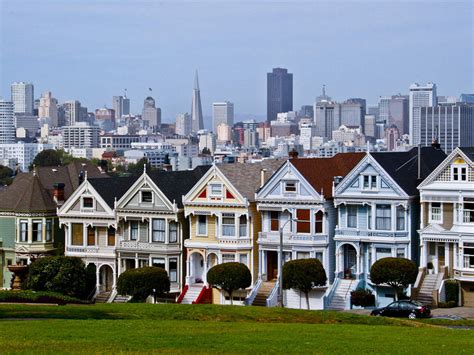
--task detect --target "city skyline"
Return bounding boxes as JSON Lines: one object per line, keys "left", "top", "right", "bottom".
{"left": 1, "top": 1, "right": 472, "bottom": 122}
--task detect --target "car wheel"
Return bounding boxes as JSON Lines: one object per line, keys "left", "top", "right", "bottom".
{"left": 408, "top": 312, "right": 416, "bottom": 319}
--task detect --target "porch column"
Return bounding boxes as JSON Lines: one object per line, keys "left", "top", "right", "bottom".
{"left": 112, "top": 266, "right": 117, "bottom": 288}
{"left": 444, "top": 242, "right": 450, "bottom": 272}
{"left": 135, "top": 253, "right": 138, "bottom": 268}
{"left": 117, "top": 254, "right": 122, "bottom": 276}
{"left": 203, "top": 256, "right": 208, "bottom": 285}
{"left": 185, "top": 255, "right": 191, "bottom": 285}
{"left": 454, "top": 243, "right": 459, "bottom": 270}
{"left": 95, "top": 265, "right": 100, "bottom": 291}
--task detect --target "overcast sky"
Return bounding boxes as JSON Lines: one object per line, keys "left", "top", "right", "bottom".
{"left": 1, "top": 0, "right": 473, "bottom": 124}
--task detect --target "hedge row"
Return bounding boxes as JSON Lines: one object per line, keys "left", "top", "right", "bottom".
{"left": 0, "top": 290, "right": 90, "bottom": 305}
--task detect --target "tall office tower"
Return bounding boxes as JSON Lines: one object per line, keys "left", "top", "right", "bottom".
{"left": 388, "top": 95, "right": 409, "bottom": 135}
{"left": 63, "top": 100, "right": 81, "bottom": 126}
{"left": 341, "top": 98, "right": 366, "bottom": 132}
{"left": 409, "top": 82, "right": 437, "bottom": 144}
{"left": 175, "top": 113, "right": 191, "bottom": 136}
{"left": 212, "top": 101, "right": 234, "bottom": 133}
{"left": 460, "top": 94, "right": 474, "bottom": 104}
{"left": 367, "top": 105, "right": 379, "bottom": 122}
{"left": 299, "top": 105, "right": 314, "bottom": 119}
{"left": 38, "top": 91, "right": 59, "bottom": 126}
{"left": 267, "top": 67, "right": 293, "bottom": 121}
{"left": 191, "top": 71, "right": 204, "bottom": 132}
{"left": 95, "top": 107, "right": 116, "bottom": 131}
{"left": 0, "top": 100, "right": 16, "bottom": 144}
{"left": 112, "top": 96, "right": 124, "bottom": 120}
{"left": 314, "top": 100, "right": 341, "bottom": 139}
{"left": 11, "top": 82, "right": 34, "bottom": 114}
{"left": 420, "top": 103, "right": 474, "bottom": 153}
{"left": 385, "top": 125, "right": 400, "bottom": 151}
{"left": 142, "top": 96, "right": 161, "bottom": 131}
{"left": 378, "top": 97, "right": 390, "bottom": 124}
{"left": 364, "top": 114, "right": 376, "bottom": 138}
{"left": 122, "top": 95, "right": 130, "bottom": 116}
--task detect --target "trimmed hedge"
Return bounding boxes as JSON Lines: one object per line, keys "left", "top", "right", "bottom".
{"left": 25, "top": 256, "right": 88, "bottom": 299}
{"left": 116, "top": 267, "right": 170, "bottom": 302}
{"left": 207, "top": 262, "right": 251, "bottom": 305}
{"left": 0, "top": 290, "right": 89, "bottom": 305}
{"left": 370, "top": 257, "right": 417, "bottom": 301}
{"left": 351, "top": 288, "right": 375, "bottom": 307}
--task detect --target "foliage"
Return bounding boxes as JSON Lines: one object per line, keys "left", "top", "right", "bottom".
{"left": 445, "top": 280, "right": 459, "bottom": 305}
{"left": 0, "top": 290, "right": 89, "bottom": 305}
{"left": 283, "top": 258, "right": 327, "bottom": 310}
{"left": 116, "top": 267, "right": 170, "bottom": 302}
{"left": 350, "top": 288, "right": 375, "bottom": 307}
{"left": 370, "top": 257, "right": 417, "bottom": 301}
{"left": 85, "top": 263, "right": 97, "bottom": 299}
{"left": 30, "top": 149, "right": 87, "bottom": 170}
{"left": 207, "top": 262, "right": 251, "bottom": 305}
{"left": 0, "top": 165, "right": 14, "bottom": 186}
{"left": 127, "top": 157, "right": 152, "bottom": 175}
{"left": 25, "top": 256, "right": 87, "bottom": 298}
{"left": 438, "top": 301, "right": 457, "bottom": 308}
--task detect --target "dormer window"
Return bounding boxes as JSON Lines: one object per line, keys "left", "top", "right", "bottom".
{"left": 82, "top": 197, "right": 93, "bottom": 209}
{"left": 284, "top": 181, "right": 297, "bottom": 193}
{"left": 141, "top": 191, "right": 153, "bottom": 203}
{"left": 452, "top": 166, "right": 467, "bottom": 181}
{"left": 362, "top": 175, "right": 377, "bottom": 190}
{"left": 209, "top": 183, "right": 223, "bottom": 197}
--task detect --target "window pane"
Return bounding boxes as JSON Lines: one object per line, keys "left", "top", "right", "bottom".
{"left": 152, "top": 219, "right": 165, "bottom": 242}
{"left": 87, "top": 227, "right": 95, "bottom": 246}
{"left": 152, "top": 258, "right": 165, "bottom": 269}
{"left": 82, "top": 197, "right": 93, "bottom": 208}
{"left": 169, "top": 258, "right": 178, "bottom": 282}
{"left": 72, "top": 223, "right": 83, "bottom": 245}
{"left": 46, "top": 220, "right": 53, "bottom": 242}
{"left": 270, "top": 211, "right": 279, "bottom": 231}
{"left": 107, "top": 227, "right": 115, "bottom": 246}
{"left": 376, "top": 205, "right": 391, "bottom": 230}
{"left": 239, "top": 215, "right": 247, "bottom": 237}
{"left": 20, "top": 221, "right": 28, "bottom": 242}
{"left": 198, "top": 215, "right": 207, "bottom": 235}
{"left": 169, "top": 222, "right": 178, "bottom": 243}
{"left": 141, "top": 191, "right": 152, "bottom": 203}
{"left": 347, "top": 206, "right": 357, "bottom": 228}
{"left": 396, "top": 207, "right": 405, "bottom": 231}
{"left": 32, "top": 221, "right": 42, "bottom": 242}
{"left": 315, "top": 211, "right": 323, "bottom": 233}
{"left": 130, "top": 222, "right": 138, "bottom": 240}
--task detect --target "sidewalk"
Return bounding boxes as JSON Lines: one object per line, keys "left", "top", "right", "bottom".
{"left": 346, "top": 307, "right": 474, "bottom": 319}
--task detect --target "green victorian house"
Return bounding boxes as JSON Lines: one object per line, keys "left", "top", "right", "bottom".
{"left": 0, "top": 161, "right": 107, "bottom": 289}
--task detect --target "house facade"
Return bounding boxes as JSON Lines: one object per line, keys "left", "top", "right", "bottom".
{"left": 418, "top": 147, "right": 474, "bottom": 306}
{"left": 333, "top": 147, "right": 446, "bottom": 308}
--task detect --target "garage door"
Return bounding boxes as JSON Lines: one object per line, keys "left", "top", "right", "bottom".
{"left": 461, "top": 282, "right": 474, "bottom": 307}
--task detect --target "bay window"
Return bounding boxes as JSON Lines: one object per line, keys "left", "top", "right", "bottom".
{"left": 376, "top": 205, "right": 391, "bottom": 230}
{"left": 314, "top": 211, "right": 323, "bottom": 234}
{"left": 32, "top": 221, "right": 42, "bottom": 242}
{"left": 20, "top": 220, "right": 28, "bottom": 242}
{"left": 270, "top": 211, "right": 279, "bottom": 231}
{"left": 296, "top": 209, "right": 310, "bottom": 233}
{"left": 347, "top": 205, "right": 357, "bottom": 228}
{"left": 197, "top": 215, "right": 207, "bottom": 235}
{"left": 152, "top": 218, "right": 166, "bottom": 242}
{"left": 87, "top": 227, "right": 95, "bottom": 246}
{"left": 130, "top": 221, "right": 139, "bottom": 241}
{"left": 239, "top": 215, "right": 247, "bottom": 237}
{"left": 45, "top": 219, "right": 53, "bottom": 242}
{"left": 222, "top": 214, "right": 235, "bottom": 237}
{"left": 107, "top": 227, "right": 115, "bottom": 246}
{"left": 396, "top": 206, "right": 405, "bottom": 231}
{"left": 71, "top": 223, "right": 83, "bottom": 246}
{"left": 430, "top": 202, "right": 442, "bottom": 223}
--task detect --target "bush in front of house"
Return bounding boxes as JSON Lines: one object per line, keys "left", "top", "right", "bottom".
{"left": 283, "top": 258, "right": 327, "bottom": 310}
{"left": 116, "top": 267, "right": 170, "bottom": 302}
{"left": 207, "top": 262, "right": 252, "bottom": 305}
{"left": 350, "top": 288, "right": 375, "bottom": 307}
{"left": 445, "top": 280, "right": 459, "bottom": 305}
{"left": 25, "top": 256, "right": 87, "bottom": 299}
{"left": 370, "top": 257, "right": 417, "bottom": 301}
{"left": 0, "top": 290, "right": 89, "bottom": 305}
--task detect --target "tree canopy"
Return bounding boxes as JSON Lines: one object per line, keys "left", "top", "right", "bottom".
{"left": 370, "top": 257, "right": 418, "bottom": 301}
{"left": 127, "top": 157, "right": 152, "bottom": 175}
{"left": 116, "top": 266, "right": 170, "bottom": 302}
{"left": 207, "top": 262, "right": 251, "bottom": 305}
{"left": 0, "top": 165, "right": 14, "bottom": 186}
{"left": 282, "top": 258, "right": 327, "bottom": 309}
{"left": 30, "top": 149, "right": 87, "bottom": 170}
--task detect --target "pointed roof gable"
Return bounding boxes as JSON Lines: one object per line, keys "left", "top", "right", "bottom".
{"left": 217, "top": 159, "right": 286, "bottom": 202}
{"left": 370, "top": 147, "right": 446, "bottom": 196}
{"left": 88, "top": 175, "right": 138, "bottom": 208}
{"left": 289, "top": 153, "right": 365, "bottom": 198}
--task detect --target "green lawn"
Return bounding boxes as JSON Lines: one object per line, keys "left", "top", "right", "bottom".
{"left": 0, "top": 304, "right": 472, "bottom": 353}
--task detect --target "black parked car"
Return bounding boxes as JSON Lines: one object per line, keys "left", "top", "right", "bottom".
{"left": 370, "top": 300, "right": 431, "bottom": 319}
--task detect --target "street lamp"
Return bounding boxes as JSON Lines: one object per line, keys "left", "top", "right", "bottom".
{"left": 279, "top": 217, "right": 298, "bottom": 307}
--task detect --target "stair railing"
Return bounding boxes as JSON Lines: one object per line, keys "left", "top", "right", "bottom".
{"left": 266, "top": 279, "right": 280, "bottom": 307}
{"left": 324, "top": 277, "right": 340, "bottom": 309}
{"left": 245, "top": 278, "right": 262, "bottom": 306}
{"left": 107, "top": 288, "right": 117, "bottom": 303}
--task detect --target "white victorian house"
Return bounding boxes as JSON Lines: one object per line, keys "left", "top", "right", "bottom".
{"left": 332, "top": 146, "right": 446, "bottom": 308}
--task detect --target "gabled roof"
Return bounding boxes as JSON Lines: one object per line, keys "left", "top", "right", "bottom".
{"left": 88, "top": 176, "right": 137, "bottom": 208}
{"left": 289, "top": 153, "right": 365, "bottom": 198}
{"left": 217, "top": 159, "right": 286, "bottom": 202}
{"left": 370, "top": 147, "right": 446, "bottom": 196}
{"left": 458, "top": 147, "right": 474, "bottom": 162}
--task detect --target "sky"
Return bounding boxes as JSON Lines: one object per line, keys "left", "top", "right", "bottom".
{"left": 1, "top": 0, "right": 473, "bottom": 126}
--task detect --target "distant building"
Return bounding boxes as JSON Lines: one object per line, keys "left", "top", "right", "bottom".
{"left": 409, "top": 82, "right": 437, "bottom": 144}
{"left": 112, "top": 95, "right": 129, "bottom": 120}
{"left": 216, "top": 123, "right": 231, "bottom": 143}
{"left": 212, "top": 102, "right": 234, "bottom": 133}
{"left": 0, "top": 142, "right": 54, "bottom": 171}
{"left": 243, "top": 129, "right": 258, "bottom": 149}
{"left": 367, "top": 105, "right": 379, "bottom": 122}
{"left": 0, "top": 100, "right": 16, "bottom": 144}
{"left": 11, "top": 82, "right": 34, "bottom": 115}
{"left": 314, "top": 100, "right": 341, "bottom": 139}
{"left": 364, "top": 114, "right": 376, "bottom": 138}
{"left": 100, "top": 134, "right": 142, "bottom": 151}
{"left": 191, "top": 71, "right": 204, "bottom": 132}
{"left": 267, "top": 68, "right": 293, "bottom": 121}
{"left": 299, "top": 123, "right": 317, "bottom": 151}
{"left": 198, "top": 131, "right": 216, "bottom": 154}
{"left": 340, "top": 98, "right": 366, "bottom": 132}
{"left": 38, "top": 91, "right": 58, "bottom": 127}
{"left": 62, "top": 123, "right": 100, "bottom": 149}
{"left": 299, "top": 105, "right": 314, "bottom": 119}
{"left": 15, "top": 114, "right": 38, "bottom": 138}
{"left": 175, "top": 113, "right": 191, "bottom": 136}
{"left": 385, "top": 125, "right": 400, "bottom": 151}
{"left": 63, "top": 100, "right": 82, "bottom": 126}
{"left": 142, "top": 96, "right": 161, "bottom": 132}
{"left": 95, "top": 107, "right": 115, "bottom": 131}
{"left": 332, "top": 125, "right": 365, "bottom": 146}
{"left": 460, "top": 94, "right": 474, "bottom": 104}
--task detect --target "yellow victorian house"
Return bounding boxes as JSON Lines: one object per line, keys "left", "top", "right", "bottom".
{"left": 179, "top": 159, "right": 284, "bottom": 305}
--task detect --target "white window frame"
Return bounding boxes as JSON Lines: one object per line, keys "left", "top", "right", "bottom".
{"left": 221, "top": 214, "right": 236, "bottom": 237}
{"left": 19, "top": 220, "right": 28, "bottom": 242}
{"left": 81, "top": 196, "right": 94, "bottom": 209}
{"left": 452, "top": 165, "right": 468, "bottom": 182}
{"left": 140, "top": 190, "right": 153, "bottom": 204}
{"left": 362, "top": 174, "right": 378, "bottom": 191}
{"left": 151, "top": 218, "right": 166, "bottom": 243}
{"left": 32, "top": 220, "right": 43, "bottom": 242}
{"left": 169, "top": 221, "right": 178, "bottom": 243}
{"left": 130, "top": 221, "right": 139, "bottom": 241}
{"left": 429, "top": 202, "right": 443, "bottom": 224}
{"left": 284, "top": 181, "right": 297, "bottom": 193}
{"left": 347, "top": 205, "right": 358, "bottom": 229}
{"left": 168, "top": 257, "right": 178, "bottom": 282}
{"left": 197, "top": 215, "right": 207, "bottom": 236}
{"left": 209, "top": 183, "right": 223, "bottom": 198}
{"left": 45, "top": 219, "right": 53, "bottom": 242}
{"left": 396, "top": 206, "right": 405, "bottom": 231}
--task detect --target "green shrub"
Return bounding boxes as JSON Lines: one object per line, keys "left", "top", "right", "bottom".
{"left": 25, "top": 256, "right": 87, "bottom": 298}
{"left": 370, "top": 257, "right": 417, "bottom": 301}
{"left": 283, "top": 258, "right": 327, "bottom": 310}
{"left": 351, "top": 288, "right": 375, "bottom": 307}
{"left": 116, "top": 267, "right": 170, "bottom": 302}
{"left": 445, "top": 280, "right": 459, "bottom": 304}
{"left": 438, "top": 300, "right": 457, "bottom": 308}
{"left": 0, "top": 290, "right": 89, "bottom": 305}
{"left": 207, "top": 262, "right": 251, "bottom": 305}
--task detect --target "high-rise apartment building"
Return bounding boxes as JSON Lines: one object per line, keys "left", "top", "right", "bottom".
{"left": 63, "top": 100, "right": 82, "bottom": 126}
{"left": 175, "top": 113, "right": 192, "bottom": 136}
{"left": 38, "top": 91, "right": 59, "bottom": 126}
{"left": 314, "top": 101, "right": 341, "bottom": 139}
{"left": 267, "top": 68, "right": 293, "bottom": 121}
{"left": 191, "top": 71, "right": 204, "bottom": 132}
{"left": 62, "top": 122, "right": 100, "bottom": 149}
{"left": 212, "top": 101, "right": 234, "bottom": 133}
{"left": 409, "top": 82, "right": 437, "bottom": 144}
{"left": 420, "top": 103, "right": 474, "bottom": 153}
{"left": 142, "top": 96, "right": 161, "bottom": 131}
{"left": 0, "top": 100, "right": 16, "bottom": 144}
{"left": 378, "top": 97, "right": 390, "bottom": 125}
{"left": 11, "top": 82, "right": 34, "bottom": 114}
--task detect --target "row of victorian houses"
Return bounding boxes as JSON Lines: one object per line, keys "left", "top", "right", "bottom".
{"left": 1, "top": 145, "right": 473, "bottom": 308}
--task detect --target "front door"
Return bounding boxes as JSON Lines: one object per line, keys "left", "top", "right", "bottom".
{"left": 438, "top": 245, "right": 445, "bottom": 271}
{"left": 266, "top": 251, "right": 278, "bottom": 280}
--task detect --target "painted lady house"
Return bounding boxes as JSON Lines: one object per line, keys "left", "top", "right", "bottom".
{"left": 253, "top": 151, "right": 364, "bottom": 309}
{"left": 179, "top": 160, "right": 283, "bottom": 305}
{"left": 332, "top": 146, "right": 446, "bottom": 309}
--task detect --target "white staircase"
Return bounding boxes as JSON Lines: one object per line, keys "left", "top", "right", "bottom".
{"left": 180, "top": 285, "right": 203, "bottom": 304}
{"left": 328, "top": 279, "right": 354, "bottom": 310}
{"left": 416, "top": 273, "right": 442, "bottom": 306}
{"left": 113, "top": 295, "right": 131, "bottom": 303}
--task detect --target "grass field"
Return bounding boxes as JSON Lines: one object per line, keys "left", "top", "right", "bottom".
{"left": 0, "top": 304, "right": 473, "bottom": 353}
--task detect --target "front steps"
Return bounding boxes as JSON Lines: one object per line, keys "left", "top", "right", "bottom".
{"left": 416, "top": 273, "right": 442, "bottom": 306}
{"left": 95, "top": 291, "right": 112, "bottom": 303}
{"left": 327, "top": 279, "right": 355, "bottom": 310}
{"left": 180, "top": 285, "right": 204, "bottom": 304}
{"left": 252, "top": 281, "right": 276, "bottom": 306}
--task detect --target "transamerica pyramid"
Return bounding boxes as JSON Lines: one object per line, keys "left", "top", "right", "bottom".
{"left": 191, "top": 70, "right": 204, "bottom": 132}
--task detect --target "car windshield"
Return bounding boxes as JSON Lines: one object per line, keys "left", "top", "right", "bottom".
{"left": 410, "top": 300, "right": 423, "bottom": 306}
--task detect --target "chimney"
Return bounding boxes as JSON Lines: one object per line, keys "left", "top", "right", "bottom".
{"left": 431, "top": 138, "right": 441, "bottom": 150}
{"left": 260, "top": 169, "right": 267, "bottom": 188}
{"left": 163, "top": 164, "right": 172, "bottom": 172}
{"left": 289, "top": 149, "right": 299, "bottom": 159}
{"left": 333, "top": 176, "right": 343, "bottom": 186}
{"left": 53, "top": 183, "right": 65, "bottom": 205}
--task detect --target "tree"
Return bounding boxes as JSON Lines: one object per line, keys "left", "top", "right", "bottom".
{"left": 127, "top": 157, "right": 151, "bottom": 175}
{"left": 116, "top": 267, "right": 170, "bottom": 302}
{"left": 282, "top": 258, "right": 327, "bottom": 310}
{"left": 370, "top": 257, "right": 417, "bottom": 301}
{"left": 31, "top": 149, "right": 62, "bottom": 167}
{"left": 25, "top": 256, "right": 87, "bottom": 298}
{"left": 207, "top": 262, "right": 251, "bottom": 305}
{"left": 0, "top": 165, "right": 13, "bottom": 186}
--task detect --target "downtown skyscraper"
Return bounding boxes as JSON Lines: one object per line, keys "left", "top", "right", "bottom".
{"left": 191, "top": 71, "right": 204, "bottom": 132}
{"left": 409, "top": 82, "right": 437, "bottom": 144}
{"left": 267, "top": 68, "right": 293, "bottom": 122}
{"left": 11, "top": 82, "right": 34, "bottom": 115}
